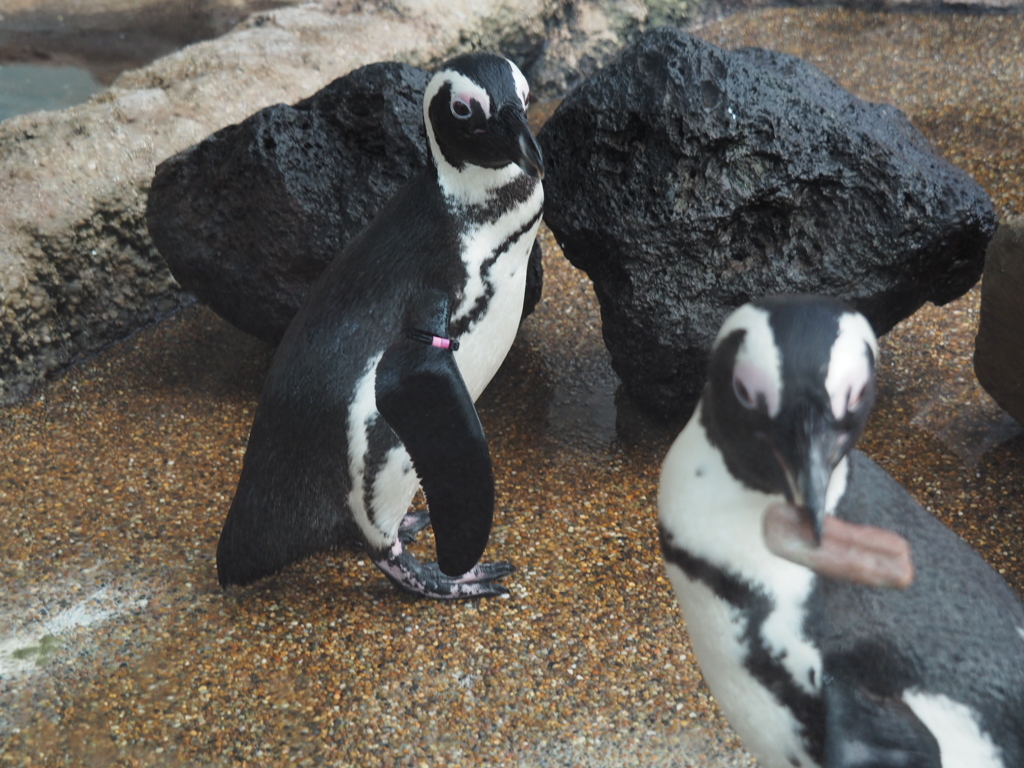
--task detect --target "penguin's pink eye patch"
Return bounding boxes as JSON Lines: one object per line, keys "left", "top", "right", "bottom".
{"left": 828, "top": 362, "right": 871, "bottom": 420}
{"left": 825, "top": 316, "right": 877, "bottom": 421}
{"left": 733, "top": 359, "right": 780, "bottom": 416}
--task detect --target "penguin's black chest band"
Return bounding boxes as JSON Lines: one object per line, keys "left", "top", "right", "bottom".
{"left": 405, "top": 328, "right": 460, "bottom": 351}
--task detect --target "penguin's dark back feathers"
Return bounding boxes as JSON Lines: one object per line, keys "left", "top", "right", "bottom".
{"left": 807, "top": 450, "right": 1024, "bottom": 761}
{"left": 217, "top": 169, "right": 466, "bottom": 585}
{"left": 286, "top": 169, "right": 465, "bottom": 342}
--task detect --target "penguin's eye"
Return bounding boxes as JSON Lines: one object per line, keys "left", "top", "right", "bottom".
{"left": 451, "top": 99, "right": 473, "bottom": 119}
{"left": 732, "top": 359, "right": 780, "bottom": 415}
{"left": 733, "top": 376, "right": 758, "bottom": 410}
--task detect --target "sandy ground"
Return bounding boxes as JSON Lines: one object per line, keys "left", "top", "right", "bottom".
{"left": 1, "top": 7, "right": 1023, "bottom": 767}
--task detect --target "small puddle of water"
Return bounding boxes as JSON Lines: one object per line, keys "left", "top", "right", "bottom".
{"left": 0, "top": 62, "right": 102, "bottom": 122}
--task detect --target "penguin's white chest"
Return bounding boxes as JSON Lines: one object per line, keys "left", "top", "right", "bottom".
{"left": 452, "top": 184, "right": 543, "bottom": 400}
{"left": 659, "top": 415, "right": 827, "bottom": 768}
{"left": 665, "top": 566, "right": 819, "bottom": 768}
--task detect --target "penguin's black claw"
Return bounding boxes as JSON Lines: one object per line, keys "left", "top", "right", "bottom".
{"left": 398, "top": 509, "right": 432, "bottom": 544}
{"left": 373, "top": 541, "right": 514, "bottom": 600}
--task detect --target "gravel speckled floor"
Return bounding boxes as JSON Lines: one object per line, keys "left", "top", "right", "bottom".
{"left": 2, "top": 8, "right": 1023, "bottom": 767}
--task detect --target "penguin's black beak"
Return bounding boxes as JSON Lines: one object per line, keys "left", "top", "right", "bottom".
{"left": 517, "top": 129, "right": 545, "bottom": 180}
{"left": 500, "top": 104, "right": 544, "bottom": 179}
{"left": 774, "top": 415, "right": 847, "bottom": 545}
{"left": 792, "top": 439, "right": 833, "bottom": 545}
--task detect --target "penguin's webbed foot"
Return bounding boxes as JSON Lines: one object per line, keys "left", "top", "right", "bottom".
{"left": 373, "top": 540, "right": 514, "bottom": 599}
{"left": 398, "top": 509, "right": 431, "bottom": 544}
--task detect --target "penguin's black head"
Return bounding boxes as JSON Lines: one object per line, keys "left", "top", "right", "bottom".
{"left": 702, "top": 295, "right": 878, "bottom": 540}
{"left": 424, "top": 53, "right": 544, "bottom": 191}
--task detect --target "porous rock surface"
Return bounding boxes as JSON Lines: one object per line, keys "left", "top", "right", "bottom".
{"left": 539, "top": 26, "right": 997, "bottom": 419}
{"left": 148, "top": 62, "right": 426, "bottom": 344}
{"left": 2, "top": 0, "right": 651, "bottom": 405}
{"left": 974, "top": 217, "right": 1024, "bottom": 427}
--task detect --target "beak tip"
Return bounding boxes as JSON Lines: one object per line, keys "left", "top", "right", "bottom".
{"left": 794, "top": 496, "right": 825, "bottom": 546}
{"left": 517, "top": 129, "right": 544, "bottom": 180}
{"left": 811, "top": 517, "right": 824, "bottom": 546}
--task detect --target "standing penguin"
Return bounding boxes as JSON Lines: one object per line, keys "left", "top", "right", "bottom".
{"left": 658, "top": 295, "right": 1024, "bottom": 767}
{"left": 216, "top": 53, "right": 544, "bottom": 599}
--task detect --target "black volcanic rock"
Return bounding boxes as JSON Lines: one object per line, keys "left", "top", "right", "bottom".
{"left": 539, "top": 27, "right": 997, "bottom": 419}
{"left": 147, "top": 61, "right": 543, "bottom": 345}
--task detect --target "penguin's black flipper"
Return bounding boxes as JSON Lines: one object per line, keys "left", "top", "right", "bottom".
{"left": 823, "top": 677, "right": 942, "bottom": 768}
{"left": 375, "top": 332, "right": 495, "bottom": 579}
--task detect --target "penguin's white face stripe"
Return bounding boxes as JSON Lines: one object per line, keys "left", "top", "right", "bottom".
{"left": 902, "top": 691, "right": 1005, "bottom": 768}
{"left": 423, "top": 71, "right": 460, "bottom": 187}
{"left": 825, "top": 312, "right": 878, "bottom": 421}
{"left": 714, "top": 304, "right": 783, "bottom": 417}
{"left": 429, "top": 69, "right": 493, "bottom": 120}
{"left": 507, "top": 57, "right": 531, "bottom": 110}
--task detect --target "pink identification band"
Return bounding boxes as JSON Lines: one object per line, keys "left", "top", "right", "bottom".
{"left": 405, "top": 328, "right": 460, "bottom": 351}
